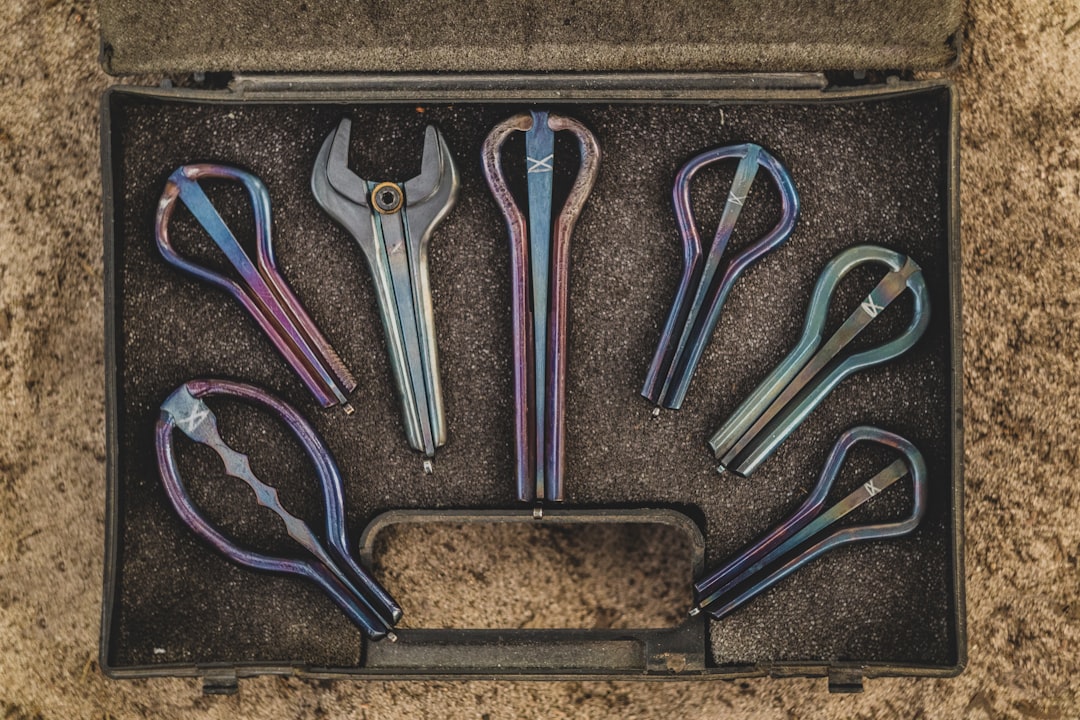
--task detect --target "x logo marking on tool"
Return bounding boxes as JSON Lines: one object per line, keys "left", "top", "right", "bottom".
{"left": 861, "top": 297, "right": 884, "bottom": 317}
{"left": 176, "top": 405, "right": 209, "bottom": 433}
{"left": 527, "top": 154, "right": 554, "bottom": 173}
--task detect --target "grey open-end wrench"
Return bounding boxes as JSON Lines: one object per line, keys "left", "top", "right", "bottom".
{"left": 311, "top": 119, "right": 459, "bottom": 457}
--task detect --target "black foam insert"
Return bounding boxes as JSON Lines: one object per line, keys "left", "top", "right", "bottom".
{"left": 104, "top": 87, "right": 958, "bottom": 671}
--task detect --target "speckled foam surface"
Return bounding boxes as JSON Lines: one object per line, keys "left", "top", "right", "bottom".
{"left": 98, "top": 0, "right": 962, "bottom": 74}
{"left": 103, "top": 88, "right": 958, "bottom": 673}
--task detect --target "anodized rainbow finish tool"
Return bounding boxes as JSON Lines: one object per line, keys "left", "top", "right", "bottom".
{"left": 710, "top": 244, "right": 931, "bottom": 477}
{"left": 690, "top": 426, "right": 927, "bottom": 620}
{"left": 481, "top": 110, "right": 600, "bottom": 506}
{"left": 311, "top": 119, "right": 459, "bottom": 457}
{"left": 156, "top": 164, "right": 356, "bottom": 412}
{"left": 155, "top": 378, "right": 401, "bottom": 640}
{"left": 642, "top": 143, "right": 799, "bottom": 410}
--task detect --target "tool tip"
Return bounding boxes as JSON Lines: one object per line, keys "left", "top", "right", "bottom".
{"left": 532, "top": 505, "right": 543, "bottom": 520}
{"left": 651, "top": 407, "right": 661, "bottom": 418}
{"left": 688, "top": 607, "right": 701, "bottom": 617}
{"left": 715, "top": 465, "right": 726, "bottom": 476}
{"left": 386, "top": 631, "right": 398, "bottom": 643}
{"left": 341, "top": 402, "right": 356, "bottom": 416}
{"left": 422, "top": 460, "right": 433, "bottom": 475}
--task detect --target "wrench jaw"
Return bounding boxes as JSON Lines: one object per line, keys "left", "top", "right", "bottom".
{"left": 311, "top": 130, "right": 378, "bottom": 264}
{"left": 402, "top": 126, "right": 460, "bottom": 262}
{"left": 403, "top": 125, "right": 443, "bottom": 202}
{"left": 311, "top": 120, "right": 458, "bottom": 457}
{"left": 325, "top": 118, "right": 370, "bottom": 205}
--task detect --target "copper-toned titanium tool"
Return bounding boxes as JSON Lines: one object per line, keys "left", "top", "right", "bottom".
{"left": 482, "top": 111, "right": 600, "bottom": 505}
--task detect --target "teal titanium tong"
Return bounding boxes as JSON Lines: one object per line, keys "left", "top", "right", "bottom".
{"left": 710, "top": 245, "right": 931, "bottom": 477}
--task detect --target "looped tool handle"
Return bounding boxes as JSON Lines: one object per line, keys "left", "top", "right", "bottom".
{"left": 481, "top": 110, "right": 601, "bottom": 505}
{"left": 156, "top": 164, "right": 356, "bottom": 410}
{"left": 643, "top": 143, "right": 800, "bottom": 409}
{"left": 156, "top": 164, "right": 272, "bottom": 294}
{"left": 692, "top": 425, "right": 927, "bottom": 620}
{"left": 155, "top": 379, "right": 400, "bottom": 640}
{"left": 710, "top": 244, "right": 931, "bottom": 477}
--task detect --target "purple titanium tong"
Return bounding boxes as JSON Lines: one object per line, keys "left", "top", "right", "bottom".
{"left": 642, "top": 143, "right": 799, "bottom": 410}
{"left": 156, "top": 164, "right": 356, "bottom": 412}
{"left": 481, "top": 111, "right": 600, "bottom": 508}
{"left": 690, "top": 426, "right": 927, "bottom": 620}
{"left": 156, "top": 379, "right": 401, "bottom": 640}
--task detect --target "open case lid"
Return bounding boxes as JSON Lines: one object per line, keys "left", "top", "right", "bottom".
{"left": 99, "top": 0, "right": 962, "bottom": 75}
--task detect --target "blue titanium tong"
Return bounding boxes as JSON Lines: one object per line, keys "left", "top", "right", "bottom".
{"left": 155, "top": 378, "right": 401, "bottom": 640}
{"left": 156, "top": 164, "right": 357, "bottom": 412}
{"left": 642, "top": 143, "right": 800, "bottom": 409}
{"left": 311, "top": 119, "right": 459, "bottom": 457}
{"left": 481, "top": 110, "right": 601, "bottom": 506}
{"left": 691, "top": 426, "right": 927, "bottom": 620}
{"left": 711, "top": 245, "right": 931, "bottom": 477}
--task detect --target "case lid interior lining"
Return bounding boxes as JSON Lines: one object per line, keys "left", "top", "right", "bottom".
{"left": 100, "top": 0, "right": 962, "bottom": 75}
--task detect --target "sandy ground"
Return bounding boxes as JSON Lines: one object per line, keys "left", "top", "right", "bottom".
{"left": 1, "top": 0, "right": 1078, "bottom": 718}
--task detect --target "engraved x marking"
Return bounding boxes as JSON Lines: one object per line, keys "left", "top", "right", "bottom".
{"left": 861, "top": 297, "right": 884, "bottom": 318}
{"left": 527, "top": 154, "right": 554, "bottom": 173}
{"left": 176, "top": 405, "right": 210, "bottom": 433}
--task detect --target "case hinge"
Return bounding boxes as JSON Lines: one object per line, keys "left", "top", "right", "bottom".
{"left": 227, "top": 72, "right": 829, "bottom": 99}
{"left": 202, "top": 667, "right": 239, "bottom": 695}
{"left": 827, "top": 666, "right": 865, "bottom": 693}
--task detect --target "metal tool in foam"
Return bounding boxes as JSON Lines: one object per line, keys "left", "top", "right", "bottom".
{"left": 312, "top": 119, "right": 459, "bottom": 456}
{"left": 156, "top": 164, "right": 356, "bottom": 411}
{"left": 156, "top": 378, "right": 401, "bottom": 640}
{"left": 481, "top": 110, "right": 600, "bottom": 505}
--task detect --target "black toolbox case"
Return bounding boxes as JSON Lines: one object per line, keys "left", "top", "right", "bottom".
{"left": 99, "top": 0, "right": 966, "bottom": 693}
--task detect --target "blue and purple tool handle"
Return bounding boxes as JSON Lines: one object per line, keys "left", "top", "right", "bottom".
{"left": 643, "top": 143, "right": 800, "bottom": 410}
{"left": 156, "top": 164, "right": 356, "bottom": 412}
{"left": 691, "top": 426, "right": 927, "bottom": 620}
{"left": 481, "top": 111, "right": 601, "bottom": 507}
{"left": 155, "top": 378, "right": 400, "bottom": 640}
